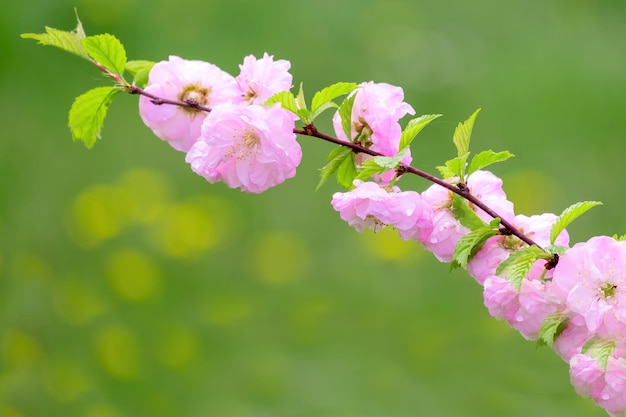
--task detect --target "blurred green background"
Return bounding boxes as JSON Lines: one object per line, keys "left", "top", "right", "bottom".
{"left": 2, "top": 1, "right": 625, "bottom": 416}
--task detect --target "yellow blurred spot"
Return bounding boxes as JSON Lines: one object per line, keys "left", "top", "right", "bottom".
{"left": 203, "top": 298, "right": 254, "bottom": 327}
{"left": 1, "top": 330, "right": 44, "bottom": 367}
{"left": 106, "top": 249, "right": 161, "bottom": 303}
{"left": 252, "top": 232, "right": 310, "bottom": 285}
{"left": 84, "top": 403, "right": 121, "bottom": 417}
{"left": 68, "top": 184, "right": 130, "bottom": 247}
{"left": 360, "top": 227, "right": 421, "bottom": 262}
{"left": 149, "top": 203, "right": 216, "bottom": 258}
{"left": 54, "top": 276, "right": 107, "bottom": 325}
{"left": 502, "top": 170, "right": 562, "bottom": 215}
{"left": 118, "top": 168, "right": 170, "bottom": 225}
{"left": 44, "top": 360, "right": 91, "bottom": 402}
{"left": 155, "top": 322, "right": 199, "bottom": 370}
{"left": 94, "top": 325, "right": 140, "bottom": 380}
{"left": 10, "top": 252, "right": 53, "bottom": 281}
{"left": 0, "top": 406, "right": 25, "bottom": 417}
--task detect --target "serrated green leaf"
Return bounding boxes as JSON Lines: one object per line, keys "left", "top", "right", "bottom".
{"left": 68, "top": 86, "right": 120, "bottom": 148}
{"left": 125, "top": 60, "right": 154, "bottom": 76}
{"left": 467, "top": 150, "right": 514, "bottom": 176}
{"left": 438, "top": 154, "right": 469, "bottom": 180}
{"left": 337, "top": 152, "right": 357, "bottom": 189}
{"left": 399, "top": 114, "right": 442, "bottom": 150}
{"left": 125, "top": 60, "right": 155, "bottom": 87}
{"left": 316, "top": 149, "right": 352, "bottom": 191}
{"left": 296, "top": 108, "right": 311, "bottom": 122}
{"left": 82, "top": 34, "right": 127, "bottom": 76}
{"left": 453, "top": 227, "right": 499, "bottom": 269}
{"left": 453, "top": 109, "right": 481, "bottom": 158}
{"left": 264, "top": 91, "right": 299, "bottom": 115}
{"left": 355, "top": 159, "right": 384, "bottom": 182}
{"left": 21, "top": 11, "right": 89, "bottom": 60}
{"left": 537, "top": 313, "right": 569, "bottom": 348}
{"left": 327, "top": 145, "right": 348, "bottom": 161}
{"left": 338, "top": 94, "right": 356, "bottom": 141}
{"left": 582, "top": 338, "right": 617, "bottom": 369}
{"left": 436, "top": 164, "right": 455, "bottom": 179}
{"left": 495, "top": 246, "right": 545, "bottom": 290}
{"left": 550, "top": 201, "right": 603, "bottom": 245}
{"left": 451, "top": 194, "right": 487, "bottom": 231}
{"left": 311, "top": 82, "right": 358, "bottom": 117}
{"left": 311, "top": 101, "right": 339, "bottom": 121}
{"left": 296, "top": 83, "right": 307, "bottom": 110}
{"left": 371, "top": 148, "right": 408, "bottom": 171}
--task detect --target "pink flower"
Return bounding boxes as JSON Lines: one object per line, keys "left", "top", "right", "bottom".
{"left": 419, "top": 182, "right": 467, "bottom": 262}
{"left": 482, "top": 275, "right": 558, "bottom": 340}
{"left": 467, "top": 213, "right": 568, "bottom": 284}
{"left": 570, "top": 353, "right": 606, "bottom": 401}
{"left": 139, "top": 55, "right": 241, "bottom": 152}
{"left": 570, "top": 354, "right": 626, "bottom": 416}
{"left": 185, "top": 103, "right": 301, "bottom": 193}
{"left": 236, "top": 53, "right": 293, "bottom": 104}
{"left": 420, "top": 170, "right": 514, "bottom": 263}
{"left": 553, "top": 322, "right": 593, "bottom": 362}
{"left": 552, "top": 236, "right": 626, "bottom": 333}
{"left": 332, "top": 82, "right": 415, "bottom": 184}
{"left": 464, "top": 170, "right": 515, "bottom": 224}
{"left": 331, "top": 180, "right": 433, "bottom": 241}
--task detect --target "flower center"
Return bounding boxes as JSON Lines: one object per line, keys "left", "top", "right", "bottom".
{"left": 226, "top": 129, "right": 259, "bottom": 161}
{"left": 242, "top": 88, "right": 258, "bottom": 104}
{"left": 178, "top": 84, "right": 211, "bottom": 114}
{"left": 599, "top": 282, "right": 618, "bottom": 300}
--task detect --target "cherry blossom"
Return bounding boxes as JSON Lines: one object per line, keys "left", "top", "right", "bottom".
{"left": 186, "top": 103, "right": 301, "bottom": 193}
{"left": 139, "top": 55, "right": 241, "bottom": 152}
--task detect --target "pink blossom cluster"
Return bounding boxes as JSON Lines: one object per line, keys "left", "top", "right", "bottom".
{"left": 333, "top": 173, "right": 626, "bottom": 416}
{"left": 139, "top": 53, "right": 300, "bottom": 193}
{"left": 139, "top": 56, "right": 626, "bottom": 415}
{"left": 332, "top": 81, "right": 415, "bottom": 185}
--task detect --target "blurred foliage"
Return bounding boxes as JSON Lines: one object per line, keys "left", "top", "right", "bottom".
{"left": 2, "top": 0, "right": 626, "bottom": 416}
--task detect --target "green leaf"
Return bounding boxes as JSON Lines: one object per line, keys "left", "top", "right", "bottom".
{"left": 399, "top": 114, "right": 442, "bottom": 150}
{"left": 495, "top": 246, "right": 546, "bottom": 291}
{"left": 453, "top": 227, "right": 499, "bottom": 269}
{"left": 537, "top": 313, "right": 569, "bottom": 348}
{"left": 582, "top": 338, "right": 617, "bottom": 369}
{"left": 355, "top": 159, "right": 384, "bottom": 182}
{"left": 68, "top": 86, "right": 120, "bottom": 148}
{"left": 311, "top": 82, "right": 358, "bottom": 118}
{"left": 316, "top": 149, "right": 352, "bottom": 191}
{"left": 337, "top": 152, "right": 357, "bottom": 189}
{"left": 467, "top": 150, "right": 514, "bottom": 176}
{"left": 371, "top": 148, "right": 409, "bottom": 171}
{"left": 338, "top": 94, "right": 356, "bottom": 141}
{"left": 453, "top": 109, "right": 481, "bottom": 158}
{"left": 125, "top": 60, "right": 155, "bottom": 87}
{"left": 311, "top": 101, "right": 339, "bottom": 121}
{"left": 451, "top": 194, "right": 487, "bottom": 231}
{"left": 550, "top": 201, "right": 603, "bottom": 245}
{"left": 437, "top": 154, "right": 469, "bottom": 179}
{"left": 296, "top": 83, "right": 307, "bottom": 110}
{"left": 82, "top": 34, "right": 127, "bottom": 76}
{"left": 265, "top": 91, "right": 299, "bottom": 115}
{"left": 21, "top": 11, "right": 89, "bottom": 60}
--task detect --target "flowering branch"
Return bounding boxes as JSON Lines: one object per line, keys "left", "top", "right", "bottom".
{"left": 296, "top": 123, "right": 543, "bottom": 250}
{"left": 126, "top": 83, "right": 543, "bottom": 251}
{"left": 23, "top": 15, "right": 626, "bottom": 417}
